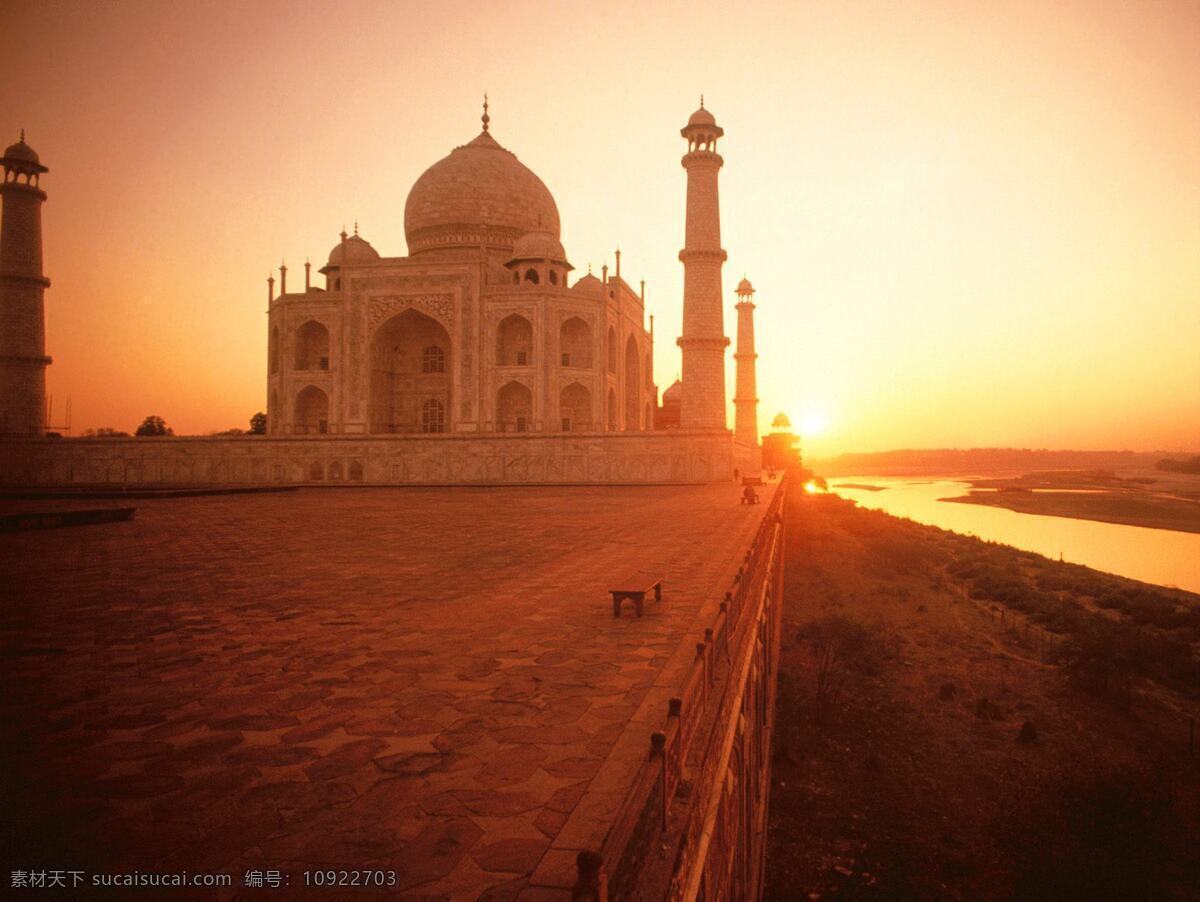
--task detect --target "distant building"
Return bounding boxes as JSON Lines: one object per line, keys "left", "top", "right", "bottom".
{"left": 763, "top": 412, "right": 801, "bottom": 470}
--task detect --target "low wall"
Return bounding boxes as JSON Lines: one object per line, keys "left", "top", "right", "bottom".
{"left": 568, "top": 479, "right": 788, "bottom": 901}
{"left": 0, "top": 430, "right": 735, "bottom": 487}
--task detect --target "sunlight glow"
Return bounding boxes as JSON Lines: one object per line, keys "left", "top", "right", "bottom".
{"left": 3, "top": 3, "right": 1197, "bottom": 451}
{"left": 801, "top": 412, "right": 829, "bottom": 438}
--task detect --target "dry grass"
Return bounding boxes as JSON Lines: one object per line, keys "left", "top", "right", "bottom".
{"left": 765, "top": 492, "right": 1200, "bottom": 900}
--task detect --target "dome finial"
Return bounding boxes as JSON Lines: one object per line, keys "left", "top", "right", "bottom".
{"left": 699, "top": 94, "right": 704, "bottom": 109}
{"left": 481, "top": 92, "right": 490, "bottom": 132}
{"left": 353, "top": 219, "right": 359, "bottom": 236}
{"left": 19, "top": 128, "right": 24, "bottom": 142}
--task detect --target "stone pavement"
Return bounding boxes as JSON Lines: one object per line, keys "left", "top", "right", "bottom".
{"left": 0, "top": 483, "right": 774, "bottom": 899}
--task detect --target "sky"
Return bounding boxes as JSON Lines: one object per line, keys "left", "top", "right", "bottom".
{"left": 1, "top": 0, "right": 1197, "bottom": 456}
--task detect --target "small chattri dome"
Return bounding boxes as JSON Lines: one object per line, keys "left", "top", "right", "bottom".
{"left": 4, "top": 139, "right": 38, "bottom": 164}
{"left": 662, "top": 379, "right": 683, "bottom": 402}
{"left": 736, "top": 277, "right": 754, "bottom": 294}
{"left": 571, "top": 272, "right": 602, "bottom": 292}
{"left": 681, "top": 99, "right": 723, "bottom": 142}
{"left": 3, "top": 132, "right": 46, "bottom": 172}
{"left": 325, "top": 232, "right": 380, "bottom": 267}
{"left": 510, "top": 229, "right": 567, "bottom": 263}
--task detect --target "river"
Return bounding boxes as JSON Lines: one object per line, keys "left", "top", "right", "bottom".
{"left": 830, "top": 478, "right": 1200, "bottom": 594}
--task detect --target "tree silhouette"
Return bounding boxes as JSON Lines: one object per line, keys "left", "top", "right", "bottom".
{"left": 249, "top": 411, "right": 267, "bottom": 435}
{"left": 135, "top": 415, "right": 173, "bottom": 437}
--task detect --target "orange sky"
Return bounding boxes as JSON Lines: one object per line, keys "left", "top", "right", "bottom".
{"left": 2, "top": 0, "right": 1197, "bottom": 456}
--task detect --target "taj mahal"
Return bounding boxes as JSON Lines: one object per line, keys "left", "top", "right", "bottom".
{"left": 0, "top": 100, "right": 765, "bottom": 486}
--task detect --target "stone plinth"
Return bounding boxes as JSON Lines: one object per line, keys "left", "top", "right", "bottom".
{"left": 1, "top": 481, "right": 778, "bottom": 899}
{"left": 0, "top": 430, "right": 733, "bottom": 488}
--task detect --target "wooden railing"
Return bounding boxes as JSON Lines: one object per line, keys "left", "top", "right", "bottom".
{"left": 573, "top": 477, "right": 788, "bottom": 901}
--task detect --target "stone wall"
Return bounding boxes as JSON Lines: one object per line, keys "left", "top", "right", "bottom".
{"left": 0, "top": 430, "right": 734, "bottom": 487}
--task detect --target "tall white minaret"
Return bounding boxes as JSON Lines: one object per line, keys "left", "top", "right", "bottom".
{"left": 0, "top": 132, "right": 51, "bottom": 436}
{"left": 733, "top": 277, "right": 759, "bottom": 446}
{"left": 676, "top": 99, "right": 730, "bottom": 430}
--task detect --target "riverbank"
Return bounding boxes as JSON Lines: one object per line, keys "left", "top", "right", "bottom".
{"left": 940, "top": 469, "right": 1200, "bottom": 534}
{"left": 766, "top": 491, "right": 1199, "bottom": 900}
{"left": 944, "top": 488, "right": 1200, "bottom": 533}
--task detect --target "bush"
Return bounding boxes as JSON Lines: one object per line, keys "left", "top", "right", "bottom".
{"left": 135, "top": 415, "right": 173, "bottom": 437}
{"left": 801, "top": 615, "right": 888, "bottom": 722}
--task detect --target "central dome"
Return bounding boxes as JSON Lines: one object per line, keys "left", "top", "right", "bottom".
{"left": 404, "top": 130, "right": 560, "bottom": 255}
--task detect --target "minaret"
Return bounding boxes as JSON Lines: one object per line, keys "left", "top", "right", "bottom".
{"left": 676, "top": 99, "right": 730, "bottom": 430}
{"left": 0, "top": 132, "right": 51, "bottom": 436}
{"left": 733, "top": 277, "right": 759, "bottom": 446}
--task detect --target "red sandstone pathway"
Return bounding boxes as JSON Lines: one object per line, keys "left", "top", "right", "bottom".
{"left": 0, "top": 483, "right": 773, "bottom": 900}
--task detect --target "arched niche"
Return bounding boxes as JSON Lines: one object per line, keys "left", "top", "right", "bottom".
{"left": 559, "top": 382, "right": 591, "bottom": 432}
{"left": 497, "top": 314, "right": 533, "bottom": 367}
{"left": 294, "top": 385, "right": 329, "bottom": 435}
{"left": 560, "top": 317, "right": 592, "bottom": 368}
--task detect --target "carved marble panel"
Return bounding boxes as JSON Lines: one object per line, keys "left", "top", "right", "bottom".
{"left": 367, "top": 294, "right": 455, "bottom": 332}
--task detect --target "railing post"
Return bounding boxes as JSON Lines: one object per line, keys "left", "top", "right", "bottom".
{"left": 669, "top": 696, "right": 685, "bottom": 775}
{"left": 719, "top": 597, "right": 732, "bottom": 656}
{"left": 572, "top": 849, "right": 606, "bottom": 901}
{"left": 651, "top": 731, "right": 668, "bottom": 829}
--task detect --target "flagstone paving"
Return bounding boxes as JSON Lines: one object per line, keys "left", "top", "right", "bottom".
{"left": 0, "top": 483, "right": 775, "bottom": 899}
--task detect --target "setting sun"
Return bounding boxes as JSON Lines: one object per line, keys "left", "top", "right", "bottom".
{"left": 801, "top": 412, "right": 829, "bottom": 438}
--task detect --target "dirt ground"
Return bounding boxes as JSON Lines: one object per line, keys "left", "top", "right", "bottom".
{"left": 764, "top": 492, "right": 1200, "bottom": 901}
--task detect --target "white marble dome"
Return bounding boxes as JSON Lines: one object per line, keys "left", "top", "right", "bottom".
{"left": 404, "top": 130, "right": 560, "bottom": 255}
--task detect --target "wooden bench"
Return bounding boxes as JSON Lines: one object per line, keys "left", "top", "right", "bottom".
{"left": 610, "top": 575, "right": 663, "bottom": 618}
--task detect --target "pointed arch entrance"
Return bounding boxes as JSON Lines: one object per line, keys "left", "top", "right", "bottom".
{"left": 370, "top": 309, "right": 452, "bottom": 433}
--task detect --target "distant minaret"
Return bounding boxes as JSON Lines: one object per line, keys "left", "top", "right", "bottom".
{"left": 0, "top": 132, "right": 51, "bottom": 436}
{"left": 677, "top": 99, "right": 730, "bottom": 430}
{"left": 733, "top": 277, "right": 759, "bottom": 446}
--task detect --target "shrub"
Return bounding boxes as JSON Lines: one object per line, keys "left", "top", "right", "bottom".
{"left": 1054, "top": 623, "right": 1136, "bottom": 699}
{"left": 135, "top": 415, "right": 173, "bottom": 437}
{"left": 801, "top": 615, "right": 888, "bottom": 722}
